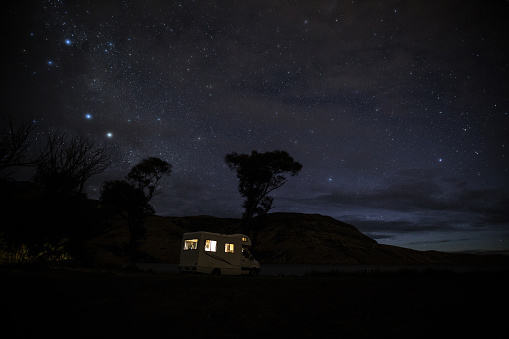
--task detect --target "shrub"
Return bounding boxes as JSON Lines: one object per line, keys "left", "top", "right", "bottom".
{"left": 0, "top": 238, "right": 72, "bottom": 265}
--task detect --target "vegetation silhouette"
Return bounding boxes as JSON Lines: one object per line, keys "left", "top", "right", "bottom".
{"left": 0, "top": 116, "right": 43, "bottom": 176}
{"left": 100, "top": 157, "right": 171, "bottom": 268}
{"left": 33, "top": 131, "right": 111, "bottom": 199}
{"left": 225, "top": 150, "right": 302, "bottom": 243}
{"left": 1, "top": 122, "right": 112, "bottom": 264}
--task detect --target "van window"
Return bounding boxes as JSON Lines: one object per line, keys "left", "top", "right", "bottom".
{"left": 225, "top": 243, "right": 234, "bottom": 253}
{"left": 183, "top": 239, "right": 198, "bottom": 250}
{"left": 242, "top": 247, "right": 253, "bottom": 259}
{"left": 205, "top": 240, "right": 217, "bottom": 252}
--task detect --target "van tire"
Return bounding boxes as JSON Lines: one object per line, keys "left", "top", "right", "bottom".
{"left": 249, "top": 268, "right": 259, "bottom": 276}
{"left": 211, "top": 268, "right": 221, "bottom": 276}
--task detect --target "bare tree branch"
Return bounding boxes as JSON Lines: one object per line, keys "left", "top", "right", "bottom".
{"left": 0, "top": 116, "right": 43, "bottom": 175}
{"left": 34, "top": 131, "right": 112, "bottom": 196}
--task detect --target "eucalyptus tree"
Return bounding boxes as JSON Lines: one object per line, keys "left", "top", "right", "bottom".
{"left": 225, "top": 150, "right": 302, "bottom": 236}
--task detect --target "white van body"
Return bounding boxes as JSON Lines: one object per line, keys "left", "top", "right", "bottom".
{"left": 178, "top": 231, "right": 260, "bottom": 276}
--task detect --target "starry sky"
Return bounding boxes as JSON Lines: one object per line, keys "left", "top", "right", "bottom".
{"left": 3, "top": 0, "right": 509, "bottom": 253}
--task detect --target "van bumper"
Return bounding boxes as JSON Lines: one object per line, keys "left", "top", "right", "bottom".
{"left": 178, "top": 266, "right": 197, "bottom": 273}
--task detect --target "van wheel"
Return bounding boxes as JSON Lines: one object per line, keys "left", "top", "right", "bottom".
{"left": 249, "top": 268, "right": 259, "bottom": 276}
{"left": 211, "top": 268, "right": 221, "bottom": 276}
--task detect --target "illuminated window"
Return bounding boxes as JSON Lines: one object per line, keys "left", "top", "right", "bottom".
{"left": 241, "top": 237, "right": 248, "bottom": 242}
{"left": 225, "top": 243, "right": 234, "bottom": 253}
{"left": 183, "top": 239, "right": 198, "bottom": 250}
{"left": 205, "top": 240, "right": 217, "bottom": 252}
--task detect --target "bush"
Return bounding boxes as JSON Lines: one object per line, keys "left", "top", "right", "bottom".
{"left": 0, "top": 238, "right": 72, "bottom": 265}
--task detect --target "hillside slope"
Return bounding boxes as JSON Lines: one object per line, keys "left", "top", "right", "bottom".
{"left": 4, "top": 181, "right": 506, "bottom": 266}
{"left": 85, "top": 212, "right": 509, "bottom": 266}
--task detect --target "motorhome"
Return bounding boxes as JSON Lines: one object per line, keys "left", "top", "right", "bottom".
{"left": 178, "top": 231, "right": 260, "bottom": 276}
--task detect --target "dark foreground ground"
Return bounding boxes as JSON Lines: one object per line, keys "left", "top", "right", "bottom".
{"left": 1, "top": 266, "right": 508, "bottom": 338}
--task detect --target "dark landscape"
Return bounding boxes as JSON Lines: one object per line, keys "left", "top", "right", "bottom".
{"left": 2, "top": 181, "right": 509, "bottom": 338}
{"left": 2, "top": 266, "right": 508, "bottom": 338}
{"left": 85, "top": 212, "right": 509, "bottom": 267}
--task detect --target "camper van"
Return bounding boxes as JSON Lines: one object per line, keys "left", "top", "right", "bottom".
{"left": 178, "top": 231, "right": 260, "bottom": 276}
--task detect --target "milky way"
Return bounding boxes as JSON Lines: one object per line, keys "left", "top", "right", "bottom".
{"left": 3, "top": 0, "right": 508, "bottom": 252}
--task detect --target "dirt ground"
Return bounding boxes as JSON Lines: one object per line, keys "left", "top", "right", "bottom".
{"left": 1, "top": 267, "right": 508, "bottom": 338}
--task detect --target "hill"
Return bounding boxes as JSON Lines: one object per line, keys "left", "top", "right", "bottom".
{"left": 1, "top": 180, "right": 507, "bottom": 267}
{"left": 84, "top": 212, "right": 509, "bottom": 266}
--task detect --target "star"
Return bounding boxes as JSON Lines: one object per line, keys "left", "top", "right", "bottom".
{"left": 4, "top": 0, "right": 508, "bottom": 254}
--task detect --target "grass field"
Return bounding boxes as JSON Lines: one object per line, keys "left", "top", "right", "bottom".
{"left": 1, "top": 267, "right": 508, "bottom": 338}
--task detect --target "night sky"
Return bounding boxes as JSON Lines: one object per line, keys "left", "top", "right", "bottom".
{"left": 3, "top": 1, "right": 508, "bottom": 253}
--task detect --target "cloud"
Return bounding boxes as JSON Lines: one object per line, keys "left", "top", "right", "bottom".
{"left": 152, "top": 171, "right": 242, "bottom": 218}
{"left": 278, "top": 167, "right": 509, "bottom": 232}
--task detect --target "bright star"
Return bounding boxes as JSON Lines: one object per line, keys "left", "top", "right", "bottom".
{"left": 65, "top": 39, "right": 72, "bottom": 45}
{"left": 85, "top": 114, "right": 92, "bottom": 119}
{"left": 106, "top": 132, "right": 113, "bottom": 138}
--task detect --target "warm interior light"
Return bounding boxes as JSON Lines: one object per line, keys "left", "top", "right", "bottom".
{"left": 225, "top": 243, "right": 234, "bottom": 253}
{"left": 205, "top": 239, "right": 217, "bottom": 252}
{"left": 184, "top": 239, "right": 198, "bottom": 250}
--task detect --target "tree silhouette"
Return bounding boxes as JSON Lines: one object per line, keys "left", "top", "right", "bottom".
{"left": 127, "top": 157, "right": 172, "bottom": 201}
{"left": 225, "top": 150, "right": 302, "bottom": 236}
{"left": 0, "top": 116, "right": 42, "bottom": 176}
{"left": 100, "top": 157, "right": 171, "bottom": 267}
{"left": 33, "top": 132, "right": 111, "bottom": 198}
